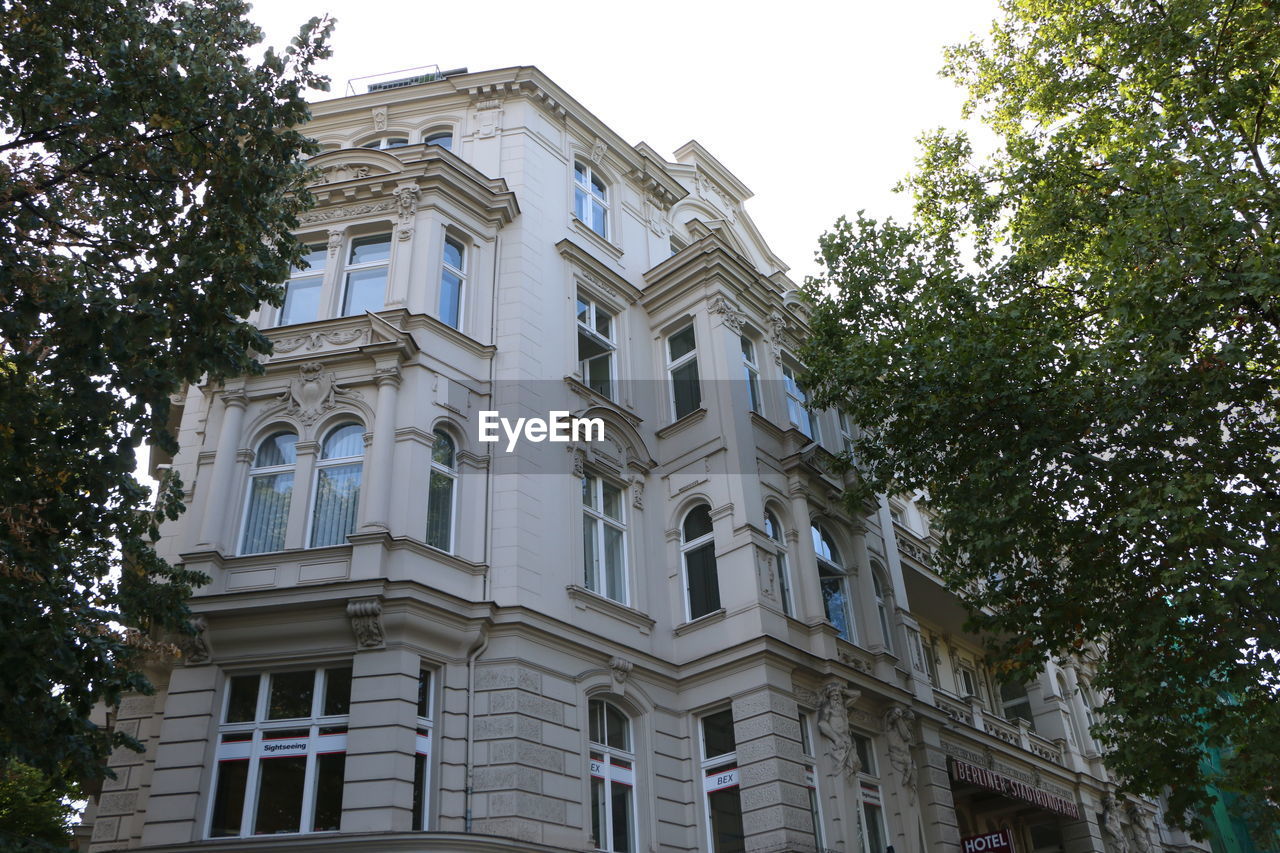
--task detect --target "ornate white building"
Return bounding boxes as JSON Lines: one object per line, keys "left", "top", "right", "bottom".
{"left": 78, "top": 65, "right": 1205, "bottom": 853}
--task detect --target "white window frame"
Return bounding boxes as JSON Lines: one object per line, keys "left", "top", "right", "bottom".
{"left": 871, "top": 564, "right": 894, "bottom": 653}
{"left": 340, "top": 232, "right": 391, "bottom": 317}
{"left": 207, "top": 667, "right": 351, "bottom": 838}
{"left": 423, "top": 129, "right": 453, "bottom": 151}
{"left": 574, "top": 160, "right": 610, "bottom": 239}
{"left": 588, "top": 699, "right": 636, "bottom": 852}
{"left": 839, "top": 411, "right": 856, "bottom": 456}
{"left": 813, "top": 523, "right": 857, "bottom": 644}
{"left": 277, "top": 244, "right": 326, "bottom": 327}
{"left": 798, "top": 712, "right": 826, "bottom": 848}
{"left": 764, "top": 511, "right": 793, "bottom": 617}
{"left": 238, "top": 432, "right": 298, "bottom": 556}
{"left": 577, "top": 294, "right": 617, "bottom": 400}
{"left": 741, "top": 335, "right": 763, "bottom": 414}
{"left": 699, "top": 709, "right": 743, "bottom": 853}
{"left": 852, "top": 731, "right": 890, "bottom": 853}
{"left": 361, "top": 136, "right": 409, "bottom": 149}
{"left": 439, "top": 234, "right": 466, "bottom": 330}
{"left": 412, "top": 668, "right": 434, "bottom": 831}
{"left": 582, "top": 471, "right": 628, "bottom": 605}
{"left": 681, "top": 505, "right": 720, "bottom": 622}
{"left": 426, "top": 429, "right": 457, "bottom": 553}
{"left": 667, "top": 324, "right": 701, "bottom": 421}
{"left": 782, "top": 361, "right": 818, "bottom": 441}
{"left": 307, "top": 423, "right": 364, "bottom": 549}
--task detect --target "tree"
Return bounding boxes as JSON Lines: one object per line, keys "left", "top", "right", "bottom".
{"left": 0, "top": 761, "right": 79, "bottom": 852}
{"left": 801, "top": 0, "right": 1279, "bottom": 832}
{"left": 0, "top": 1, "right": 332, "bottom": 788}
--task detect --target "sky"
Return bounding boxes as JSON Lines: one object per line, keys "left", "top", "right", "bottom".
{"left": 246, "top": 0, "right": 1002, "bottom": 281}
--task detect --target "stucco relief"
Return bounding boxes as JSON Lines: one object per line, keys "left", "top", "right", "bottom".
{"left": 816, "top": 681, "right": 862, "bottom": 780}
{"left": 884, "top": 704, "right": 919, "bottom": 803}
{"left": 270, "top": 361, "right": 362, "bottom": 427}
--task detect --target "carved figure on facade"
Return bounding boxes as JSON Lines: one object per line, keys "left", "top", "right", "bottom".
{"left": 372, "top": 106, "right": 387, "bottom": 131}
{"left": 327, "top": 228, "right": 343, "bottom": 257}
{"left": 884, "top": 704, "right": 919, "bottom": 803}
{"left": 630, "top": 475, "right": 644, "bottom": 510}
{"left": 609, "top": 656, "right": 633, "bottom": 694}
{"left": 178, "top": 615, "right": 211, "bottom": 664}
{"left": 1101, "top": 797, "right": 1132, "bottom": 853}
{"left": 347, "top": 597, "right": 384, "bottom": 648}
{"left": 394, "top": 185, "right": 419, "bottom": 241}
{"left": 709, "top": 294, "right": 745, "bottom": 335}
{"left": 816, "top": 681, "right": 862, "bottom": 780}
{"left": 273, "top": 361, "right": 361, "bottom": 427}
{"left": 590, "top": 137, "right": 607, "bottom": 164}
{"left": 768, "top": 310, "right": 788, "bottom": 364}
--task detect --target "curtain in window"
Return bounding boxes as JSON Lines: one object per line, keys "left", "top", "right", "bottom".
{"left": 242, "top": 472, "right": 293, "bottom": 554}
{"left": 310, "top": 463, "right": 360, "bottom": 547}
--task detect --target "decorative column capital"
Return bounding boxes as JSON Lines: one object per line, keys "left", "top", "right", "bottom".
{"left": 347, "top": 597, "right": 385, "bottom": 649}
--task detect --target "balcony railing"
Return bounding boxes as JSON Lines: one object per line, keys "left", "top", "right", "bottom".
{"left": 932, "top": 688, "right": 1065, "bottom": 765}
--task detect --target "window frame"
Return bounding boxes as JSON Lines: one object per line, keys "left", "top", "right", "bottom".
{"left": 426, "top": 429, "right": 457, "bottom": 553}
{"left": 573, "top": 160, "right": 610, "bottom": 239}
{"left": 851, "top": 730, "right": 890, "bottom": 853}
{"left": 587, "top": 698, "right": 636, "bottom": 852}
{"left": 360, "top": 136, "right": 409, "bottom": 150}
{"left": 782, "top": 361, "right": 818, "bottom": 441}
{"left": 667, "top": 323, "right": 702, "bottom": 422}
{"left": 422, "top": 130, "right": 453, "bottom": 151}
{"left": 340, "top": 232, "right": 391, "bottom": 317}
{"left": 813, "top": 523, "right": 856, "bottom": 644}
{"left": 870, "top": 562, "right": 894, "bottom": 653}
{"left": 740, "top": 335, "right": 763, "bottom": 414}
{"left": 582, "top": 470, "right": 629, "bottom": 605}
{"left": 238, "top": 431, "right": 299, "bottom": 556}
{"left": 681, "top": 504, "right": 720, "bottom": 622}
{"left": 577, "top": 293, "right": 618, "bottom": 400}
{"left": 699, "top": 708, "right": 744, "bottom": 853}
{"left": 307, "top": 423, "right": 364, "bottom": 549}
{"left": 764, "top": 511, "right": 793, "bottom": 617}
{"left": 798, "top": 712, "right": 826, "bottom": 848}
{"left": 277, "top": 244, "right": 327, "bottom": 327}
{"left": 207, "top": 666, "right": 352, "bottom": 839}
{"left": 438, "top": 234, "right": 466, "bottom": 330}
{"left": 411, "top": 669, "right": 434, "bottom": 831}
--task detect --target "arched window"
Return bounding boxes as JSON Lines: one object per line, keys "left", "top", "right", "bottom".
{"left": 240, "top": 432, "right": 298, "bottom": 554}
{"left": 574, "top": 160, "right": 609, "bottom": 238}
{"left": 439, "top": 237, "right": 465, "bottom": 329}
{"left": 764, "top": 511, "right": 793, "bottom": 616}
{"left": 423, "top": 130, "right": 453, "bottom": 151}
{"left": 813, "top": 524, "right": 855, "bottom": 643}
{"left": 870, "top": 561, "right": 893, "bottom": 652}
{"left": 361, "top": 136, "right": 409, "bottom": 149}
{"left": 426, "top": 430, "right": 456, "bottom": 551}
{"left": 310, "top": 423, "right": 363, "bottom": 547}
{"left": 588, "top": 699, "right": 635, "bottom": 852}
{"left": 682, "top": 504, "right": 720, "bottom": 620}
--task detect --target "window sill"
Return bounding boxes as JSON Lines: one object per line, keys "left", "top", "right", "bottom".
{"left": 655, "top": 407, "right": 707, "bottom": 440}
{"left": 566, "top": 585, "right": 655, "bottom": 634}
{"left": 570, "top": 215, "right": 624, "bottom": 262}
{"left": 673, "top": 608, "right": 726, "bottom": 636}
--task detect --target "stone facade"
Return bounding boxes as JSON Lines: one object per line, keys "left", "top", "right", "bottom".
{"left": 78, "top": 65, "right": 1205, "bottom": 853}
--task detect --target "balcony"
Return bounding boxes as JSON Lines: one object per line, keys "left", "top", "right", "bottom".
{"left": 932, "top": 688, "right": 1065, "bottom": 765}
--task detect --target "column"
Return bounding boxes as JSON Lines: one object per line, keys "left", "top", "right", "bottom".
{"left": 732, "top": 687, "right": 814, "bottom": 853}
{"left": 196, "top": 391, "right": 247, "bottom": 553}
{"left": 788, "top": 480, "right": 822, "bottom": 626}
{"left": 284, "top": 440, "right": 318, "bottom": 550}
{"left": 342, "top": 644, "right": 419, "bottom": 832}
{"left": 360, "top": 365, "right": 401, "bottom": 532}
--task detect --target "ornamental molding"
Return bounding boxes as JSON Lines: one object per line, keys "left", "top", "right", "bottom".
{"left": 709, "top": 294, "right": 745, "bottom": 334}
{"left": 347, "top": 597, "right": 384, "bottom": 649}
{"left": 269, "top": 361, "right": 362, "bottom": 427}
{"left": 178, "top": 615, "right": 211, "bottom": 665}
{"left": 394, "top": 184, "right": 419, "bottom": 241}
{"left": 299, "top": 198, "right": 396, "bottom": 225}
{"left": 272, "top": 328, "right": 369, "bottom": 354}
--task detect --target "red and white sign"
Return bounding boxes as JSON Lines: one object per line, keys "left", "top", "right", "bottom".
{"left": 961, "top": 829, "right": 1013, "bottom": 853}
{"left": 703, "top": 767, "right": 739, "bottom": 792}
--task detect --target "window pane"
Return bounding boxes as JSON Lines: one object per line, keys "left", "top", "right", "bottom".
{"left": 280, "top": 276, "right": 322, "bottom": 326}
{"left": 583, "top": 515, "right": 599, "bottom": 591}
{"left": 611, "top": 780, "right": 634, "bottom": 852}
{"left": 310, "top": 462, "right": 361, "bottom": 548}
{"left": 590, "top": 775, "right": 606, "bottom": 849}
{"left": 412, "top": 752, "right": 427, "bottom": 831}
{"left": 427, "top": 471, "right": 454, "bottom": 551}
{"left": 444, "top": 238, "right": 464, "bottom": 270}
{"left": 256, "top": 433, "right": 298, "bottom": 467}
{"left": 439, "top": 269, "right": 462, "bottom": 328}
{"left": 291, "top": 246, "right": 327, "bottom": 275}
{"left": 323, "top": 425, "right": 363, "bottom": 459}
{"left": 417, "top": 670, "right": 431, "bottom": 718}
{"left": 594, "top": 307, "right": 612, "bottom": 339}
{"left": 854, "top": 733, "right": 875, "bottom": 775}
{"left": 605, "top": 703, "right": 629, "bottom": 750}
{"left": 323, "top": 667, "right": 352, "bottom": 716}
{"left": 425, "top": 132, "right": 452, "bottom": 151}
{"left": 683, "top": 505, "right": 713, "bottom": 542}
{"left": 343, "top": 267, "right": 387, "bottom": 315}
{"left": 590, "top": 200, "right": 607, "bottom": 236}
{"left": 311, "top": 753, "right": 346, "bottom": 832}
{"left": 577, "top": 297, "right": 590, "bottom": 325}
{"left": 226, "top": 675, "right": 260, "bottom": 723}
{"left": 349, "top": 234, "right": 391, "bottom": 265}
{"left": 745, "top": 367, "right": 761, "bottom": 412}
{"left": 820, "top": 573, "right": 853, "bottom": 642}
{"left": 241, "top": 472, "right": 292, "bottom": 555}
{"left": 432, "top": 431, "right": 455, "bottom": 467}
{"left": 575, "top": 186, "right": 589, "bottom": 223}
{"left": 602, "top": 482, "right": 623, "bottom": 521}
{"left": 267, "top": 671, "right": 315, "bottom": 719}
{"left": 604, "top": 525, "right": 624, "bottom": 602}
{"left": 668, "top": 326, "right": 696, "bottom": 361}
{"left": 209, "top": 760, "right": 249, "bottom": 837}
{"left": 254, "top": 756, "right": 307, "bottom": 834}
{"left": 863, "top": 802, "right": 886, "bottom": 853}
{"left": 708, "top": 787, "right": 745, "bottom": 853}
{"left": 588, "top": 700, "right": 604, "bottom": 744}
{"left": 671, "top": 358, "right": 701, "bottom": 419}
{"left": 777, "top": 552, "right": 792, "bottom": 615}
{"left": 582, "top": 474, "right": 597, "bottom": 509}
{"left": 702, "top": 710, "right": 736, "bottom": 759}
{"left": 585, "top": 353, "right": 612, "bottom": 398}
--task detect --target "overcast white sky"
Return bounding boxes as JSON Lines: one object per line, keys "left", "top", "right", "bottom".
{"left": 247, "top": 0, "right": 1001, "bottom": 281}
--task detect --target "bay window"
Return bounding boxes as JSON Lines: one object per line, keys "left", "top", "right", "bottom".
{"left": 588, "top": 699, "right": 635, "bottom": 852}
{"left": 209, "top": 667, "right": 350, "bottom": 837}
{"left": 309, "top": 423, "right": 363, "bottom": 548}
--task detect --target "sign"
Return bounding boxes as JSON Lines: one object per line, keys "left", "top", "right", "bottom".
{"left": 704, "top": 767, "right": 739, "bottom": 793}
{"left": 961, "top": 829, "right": 1013, "bottom": 853}
{"left": 950, "top": 758, "right": 1081, "bottom": 819}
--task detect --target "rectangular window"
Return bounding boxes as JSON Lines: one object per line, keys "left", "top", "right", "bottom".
{"left": 839, "top": 411, "right": 856, "bottom": 456}
{"left": 411, "top": 669, "right": 433, "bottom": 831}
{"left": 279, "top": 245, "right": 326, "bottom": 326}
{"left": 740, "top": 336, "right": 762, "bottom": 414}
{"left": 799, "top": 713, "right": 825, "bottom": 848}
{"left": 852, "top": 733, "right": 890, "bottom": 853}
{"left": 700, "top": 710, "right": 744, "bottom": 853}
{"left": 668, "top": 324, "right": 701, "bottom": 420}
{"left": 439, "top": 237, "right": 466, "bottom": 329}
{"left": 577, "top": 295, "right": 616, "bottom": 399}
{"left": 209, "top": 667, "right": 351, "bottom": 838}
{"left": 341, "top": 233, "right": 390, "bottom": 316}
{"left": 922, "top": 634, "right": 939, "bottom": 686}
{"left": 782, "top": 362, "right": 817, "bottom": 440}
{"left": 582, "top": 472, "right": 627, "bottom": 604}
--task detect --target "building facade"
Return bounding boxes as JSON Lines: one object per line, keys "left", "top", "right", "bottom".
{"left": 79, "top": 66, "right": 1204, "bottom": 853}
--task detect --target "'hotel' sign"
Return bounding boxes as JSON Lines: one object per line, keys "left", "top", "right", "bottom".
{"left": 950, "top": 758, "right": 1081, "bottom": 819}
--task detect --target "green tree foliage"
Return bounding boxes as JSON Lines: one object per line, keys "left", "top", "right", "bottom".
{"left": 0, "top": 1, "right": 332, "bottom": 787}
{"left": 802, "top": 0, "right": 1279, "bottom": 831}
{"left": 0, "top": 761, "right": 78, "bottom": 852}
